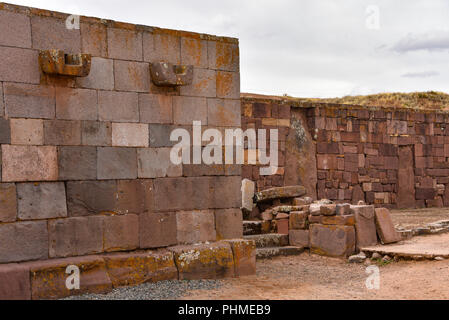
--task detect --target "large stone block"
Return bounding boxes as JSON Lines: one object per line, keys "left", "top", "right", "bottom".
{"left": 0, "top": 183, "right": 17, "bottom": 222}
{"left": 0, "top": 10, "right": 31, "bottom": 48}
{"left": 215, "top": 208, "right": 243, "bottom": 240}
{"left": 181, "top": 37, "right": 208, "bottom": 68}
{"left": 26, "top": 255, "right": 112, "bottom": 300}
{"left": 289, "top": 211, "right": 308, "bottom": 229}
{"left": 98, "top": 91, "right": 139, "bottom": 122}
{"left": 224, "top": 239, "right": 256, "bottom": 277}
{"left": 116, "top": 179, "right": 152, "bottom": 214}
{"left": 55, "top": 87, "right": 97, "bottom": 121}
{"left": 169, "top": 242, "right": 234, "bottom": 280}
{"left": 0, "top": 118, "right": 10, "bottom": 144}
{"left": 173, "top": 96, "right": 207, "bottom": 125}
{"left": 351, "top": 205, "right": 378, "bottom": 248}
{"left": 289, "top": 229, "right": 309, "bottom": 248}
{"left": 4, "top": 83, "right": 54, "bottom": 118}
{"left": 67, "top": 180, "right": 117, "bottom": 216}
{"left": 143, "top": 32, "right": 181, "bottom": 64}
{"left": 81, "top": 120, "right": 112, "bottom": 146}
{"left": 17, "top": 182, "right": 67, "bottom": 220}
{"left": 80, "top": 23, "right": 107, "bottom": 57}
{"left": 97, "top": 147, "right": 137, "bottom": 180}
{"left": 241, "top": 178, "right": 255, "bottom": 213}
{"left": 149, "top": 124, "right": 188, "bottom": 147}
{"left": 10, "top": 118, "right": 43, "bottom": 145}
{"left": 103, "top": 214, "right": 139, "bottom": 252}
{"left": 58, "top": 146, "right": 97, "bottom": 180}
{"left": 107, "top": 27, "right": 142, "bottom": 61}
{"left": 137, "top": 147, "right": 182, "bottom": 178}
{"left": 207, "top": 98, "right": 241, "bottom": 127}
{"left": 112, "top": 123, "right": 149, "bottom": 147}
{"left": 139, "top": 94, "right": 173, "bottom": 124}
{"left": 0, "top": 47, "right": 40, "bottom": 84}
{"left": 2, "top": 145, "right": 58, "bottom": 182}
{"left": 114, "top": 60, "right": 150, "bottom": 92}
{"left": 103, "top": 250, "right": 177, "bottom": 288}
{"left": 320, "top": 215, "right": 355, "bottom": 226}
{"left": 179, "top": 68, "right": 216, "bottom": 98}
{"left": 254, "top": 185, "right": 306, "bottom": 203}
{"left": 374, "top": 208, "right": 401, "bottom": 244}
{"left": 176, "top": 210, "right": 216, "bottom": 244}
{"left": 310, "top": 224, "right": 356, "bottom": 257}
{"left": 0, "top": 263, "right": 31, "bottom": 300}
{"left": 48, "top": 216, "right": 104, "bottom": 258}
{"left": 31, "top": 15, "right": 80, "bottom": 53}
{"left": 44, "top": 120, "right": 81, "bottom": 145}
{"left": 76, "top": 57, "right": 114, "bottom": 90}
{"left": 216, "top": 71, "right": 240, "bottom": 99}
{"left": 140, "top": 212, "right": 177, "bottom": 248}
{"left": 208, "top": 41, "right": 239, "bottom": 72}
{"left": 0, "top": 221, "right": 48, "bottom": 263}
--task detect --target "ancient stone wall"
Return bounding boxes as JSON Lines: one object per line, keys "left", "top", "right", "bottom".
{"left": 0, "top": 3, "right": 242, "bottom": 265}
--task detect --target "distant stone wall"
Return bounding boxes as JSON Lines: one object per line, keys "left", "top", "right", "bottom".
{"left": 0, "top": 3, "right": 242, "bottom": 265}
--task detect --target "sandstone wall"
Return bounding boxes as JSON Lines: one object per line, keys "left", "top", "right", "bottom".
{"left": 0, "top": 3, "right": 242, "bottom": 265}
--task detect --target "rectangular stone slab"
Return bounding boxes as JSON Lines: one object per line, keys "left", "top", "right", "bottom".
{"left": 351, "top": 205, "right": 378, "bottom": 248}
{"left": 310, "top": 224, "right": 355, "bottom": 257}
{"left": 254, "top": 185, "right": 306, "bottom": 203}
{"left": 375, "top": 208, "right": 402, "bottom": 244}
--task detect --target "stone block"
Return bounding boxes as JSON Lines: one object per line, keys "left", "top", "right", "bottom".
{"left": 351, "top": 205, "right": 378, "bottom": 248}
{"left": 80, "top": 23, "right": 107, "bottom": 57}
{"left": 26, "top": 255, "right": 112, "bottom": 300}
{"left": 55, "top": 87, "right": 97, "bottom": 120}
{"left": 374, "top": 208, "right": 401, "bottom": 244}
{"left": 320, "top": 204, "right": 337, "bottom": 216}
{"left": 289, "top": 229, "right": 309, "bottom": 248}
{"left": 207, "top": 98, "right": 241, "bottom": 127}
{"left": 308, "top": 215, "right": 321, "bottom": 224}
{"left": 208, "top": 41, "right": 239, "bottom": 71}
{"left": 144, "top": 32, "right": 181, "bottom": 64}
{"left": 415, "top": 187, "right": 436, "bottom": 200}
{"left": 169, "top": 242, "right": 234, "bottom": 280}
{"left": 139, "top": 212, "right": 177, "bottom": 248}
{"left": 137, "top": 147, "right": 182, "bottom": 178}
{"left": 116, "top": 179, "right": 152, "bottom": 214}
{"left": 103, "top": 250, "right": 177, "bottom": 288}
{"left": 0, "top": 183, "right": 17, "bottom": 222}
{"left": 58, "top": 146, "right": 97, "bottom": 180}
{"left": 254, "top": 185, "right": 306, "bottom": 203}
{"left": 48, "top": 216, "right": 104, "bottom": 258}
{"left": 277, "top": 219, "right": 289, "bottom": 234}
{"left": 97, "top": 147, "right": 137, "bottom": 180}
{"left": 4, "top": 83, "right": 54, "bottom": 118}
{"left": 0, "top": 221, "right": 48, "bottom": 263}
{"left": 149, "top": 124, "right": 187, "bottom": 147}
{"left": 176, "top": 210, "right": 216, "bottom": 244}
{"left": 76, "top": 57, "right": 114, "bottom": 90}
{"left": 310, "top": 224, "right": 356, "bottom": 257}
{"left": 320, "top": 215, "right": 355, "bottom": 226}
{"left": 173, "top": 96, "right": 207, "bottom": 125}
{"left": 17, "top": 182, "right": 67, "bottom": 220}
{"left": 67, "top": 180, "right": 116, "bottom": 216}
{"left": 139, "top": 94, "right": 173, "bottom": 124}
{"left": 216, "top": 71, "right": 239, "bottom": 99}
{"left": 0, "top": 118, "right": 10, "bottom": 144}
{"left": 224, "top": 239, "right": 256, "bottom": 277}
{"left": 0, "top": 10, "right": 31, "bottom": 48}
{"left": 179, "top": 68, "right": 216, "bottom": 98}
{"left": 103, "top": 214, "right": 139, "bottom": 252}
{"left": 44, "top": 120, "right": 81, "bottom": 145}
{"left": 10, "top": 118, "right": 43, "bottom": 145}
{"left": 114, "top": 60, "right": 150, "bottom": 92}
{"left": 107, "top": 27, "right": 142, "bottom": 60}
{"left": 112, "top": 123, "right": 149, "bottom": 147}
{"left": 31, "top": 15, "right": 80, "bottom": 53}
{"left": 0, "top": 47, "right": 40, "bottom": 84}
{"left": 215, "top": 208, "right": 243, "bottom": 240}
{"left": 81, "top": 121, "right": 112, "bottom": 146}
{"left": 289, "top": 211, "right": 307, "bottom": 229}
{"left": 0, "top": 263, "right": 31, "bottom": 300}
{"left": 181, "top": 37, "right": 208, "bottom": 68}
{"left": 336, "top": 203, "right": 351, "bottom": 215}
{"left": 2, "top": 145, "right": 58, "bottom": 182}
{"left": 98, "top": 91, "right": 139, "bottom": 122}
{"left": 241, "top": 178, "right": 255, "bottom": 213}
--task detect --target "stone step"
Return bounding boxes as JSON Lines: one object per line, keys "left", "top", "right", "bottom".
{"left": 244, "top": 233, "right": 289, "bottom": 248}
{"left": 256, "top": 246, "right": 305, "bottom": 259}
{"left": 243, "top": 220, "right": 267, "bottom": 235}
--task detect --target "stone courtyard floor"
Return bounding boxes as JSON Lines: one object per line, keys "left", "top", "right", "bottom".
{"left": 390, "top": 207, "right": 449, "bottom": 229}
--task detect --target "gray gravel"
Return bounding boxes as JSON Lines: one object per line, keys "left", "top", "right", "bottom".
{"left": 62, "top": 279, "right": 226, "bottom": 300}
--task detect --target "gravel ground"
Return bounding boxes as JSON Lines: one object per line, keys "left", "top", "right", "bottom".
{"left": 391, "top": 207, "right": 449, "bottom": 229}
{"left": 63, "top": 279, "right": 227, "bottom": 300}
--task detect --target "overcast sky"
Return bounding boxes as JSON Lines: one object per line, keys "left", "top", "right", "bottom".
{"left": 8, "top": 0, "right": 449, "bottom": 98}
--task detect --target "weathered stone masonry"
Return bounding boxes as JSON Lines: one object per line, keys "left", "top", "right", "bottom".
{"left": 0, "top": 2, "right": 250, "bottom": 298}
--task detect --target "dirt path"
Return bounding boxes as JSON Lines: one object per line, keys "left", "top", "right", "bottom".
{"left": 180, "top": 253, "right": 449, "bottom": 300}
